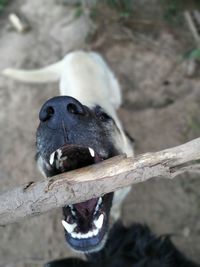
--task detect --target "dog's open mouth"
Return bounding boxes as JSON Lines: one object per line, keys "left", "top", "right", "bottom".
{"left": 47, "top": 145, "right": 113, "bottom": 252}
{"left": 48, "top": 145, "right": 103, "bottom": 174}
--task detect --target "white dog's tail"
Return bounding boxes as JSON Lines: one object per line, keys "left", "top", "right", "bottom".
{"left": 2, "top": 51, "right": 122, "bottom": 109}
{"left": 2, "top": 61, "right": 64, "bottom": 83}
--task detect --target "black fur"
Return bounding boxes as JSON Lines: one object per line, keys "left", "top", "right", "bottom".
{"left": 45, "top": 222, "right": 199, "bottom": 267}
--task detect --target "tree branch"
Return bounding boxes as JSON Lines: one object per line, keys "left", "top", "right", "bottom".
{"left": 1, "top": 137, "right": 200, "bottom": 225}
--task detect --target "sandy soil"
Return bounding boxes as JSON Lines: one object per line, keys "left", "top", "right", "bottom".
{"left": 0, "top": 1, "right": 200, "bottom": 266}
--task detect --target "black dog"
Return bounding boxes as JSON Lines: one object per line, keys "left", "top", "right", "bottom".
{"left": 45, "top": 222, "right": 200, "bottom": 267}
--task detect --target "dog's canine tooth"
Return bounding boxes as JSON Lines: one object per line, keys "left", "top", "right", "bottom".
{"left": 94, "top": 214, "right": 104, "bottom": 229}
{"left": 61, "top": 220, "right": 77, "bottom": 234}
{"left": 49, "top": 151, "right": 55, "bottom": 165}
{"left": 88, "top": 147, "right": 95, "bottom": 157}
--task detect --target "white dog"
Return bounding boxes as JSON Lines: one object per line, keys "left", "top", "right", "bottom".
{"left": 2, "top": 51, "right": 134, "bottom": 253}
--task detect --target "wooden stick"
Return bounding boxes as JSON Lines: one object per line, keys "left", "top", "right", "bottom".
{"left": 1, "top": 137, "right": 200, "bottom": 226}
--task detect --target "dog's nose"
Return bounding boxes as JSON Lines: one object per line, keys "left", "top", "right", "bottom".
{"left": 39, "top": 96, "right": 86, "bottom": 128}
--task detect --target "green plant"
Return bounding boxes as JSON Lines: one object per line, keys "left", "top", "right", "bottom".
{"left": 104, "top": 0, "right": 134, "bottom": 17}
{"left": 162, "top": 0, "right": 183, "bottom": 24}
{"left": 74, "top": 4, "right": 84, "bottom": 19}
{"left": 182, "top": 111, "right": 200, "bottom": 142}
{"left": 184, "top": 49, "right": 200, "bottom": 60}
{"left": 0, "top": 0, "right": 7, "bottom": 11}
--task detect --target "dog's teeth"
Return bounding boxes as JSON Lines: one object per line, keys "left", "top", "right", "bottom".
{"left": 89, "top": 147, "right": 95, "bottom": 157}
{"left": 83, "top": 232, "right": 89, "bottom": 238}
{"left": 94, "top": 214, "right": 104, "bottom": 229}
{"left": 61, "top": 156, "right": 67, "bottom": 161}
{"left": 68, "top": 205, "right": 76, "bottom": 216}
{"left": 71, "top": 209, "right": 76, "bottom": 216}
{"left": 95, "top": 197, "right": 102, "bottom": 213}
{"left": 93, "top": 228, "right": 98, "bottom": 236}
{"left": 71, "top": 232, "right": 77, "bottom": 239}
{"left": 88, "top": 231, "right": 93, "bottom": 238}
{"left": 59, "top": 161, "right": 63, "bottom": 168}
{"left": 68, "top": 228, "right": 100, "bottom": 239}
{"left": 81, "top": 233, "right": 86, "bottom": 239}
{"left": 98, "top": 197, "right": 102, "bottom": 206}
{"left": 61, "top": 220, "right": 76, "bottom": 234}
{"left": 57, "top": 149, "right": 62, "bottom": 159}
{"left": 49, "top": 152, "right": 55, "bottom": 165}
{"left": 76, "top": 233, "right": 81, "bottom": 239}
{"left": 71, "top": 210, "right": 76, "bottom": 216}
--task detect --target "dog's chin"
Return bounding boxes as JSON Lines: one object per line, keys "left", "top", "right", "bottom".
{"left": 67, "top": 233, "right": 108, "bottom": 254}
{"left": 39, "top": 144, "right": 114, "bottom": 253}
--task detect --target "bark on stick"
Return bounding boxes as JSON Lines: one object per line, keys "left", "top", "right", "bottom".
{"left": 1, "top": 137, "right": 200, "bottom": 225}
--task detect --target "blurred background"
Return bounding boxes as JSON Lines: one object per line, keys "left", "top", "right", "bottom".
{"left": 0, "top": 0, "right": 200, "bottom": 266}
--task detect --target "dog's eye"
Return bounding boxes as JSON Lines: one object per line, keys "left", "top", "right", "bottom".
{"left": 96, "top": 111, "right": 112, "bottom": 122}
{"left": 99, "top": 112, "right": 112, "bottom": 122}
{"left": 95, "top": 106, "right": 112, "bottom": 122}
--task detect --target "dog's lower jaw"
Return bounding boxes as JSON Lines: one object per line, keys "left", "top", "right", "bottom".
{"left": 62, "top": 192, "right": 113, "bottom": 253}
{"left": 61, "top": 187, "right": 132, "bottom": 253}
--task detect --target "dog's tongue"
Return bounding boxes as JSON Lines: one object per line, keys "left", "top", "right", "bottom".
{"left": 74, "top": 198, "right": 98, "bottom": 219}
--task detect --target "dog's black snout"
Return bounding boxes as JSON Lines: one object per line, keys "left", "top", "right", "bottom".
{"left": 39, "top": 106, "right": 55, "bottom": 122}
{"left": 39, "top": 96, "right": 86, "bottom": 124}
{"left": 67, "top": 102, "right": 84, "bottom": 115}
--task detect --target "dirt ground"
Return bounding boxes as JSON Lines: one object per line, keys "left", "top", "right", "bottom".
{"left": 0, "top": 0, "right": 200, "bottom": 266}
